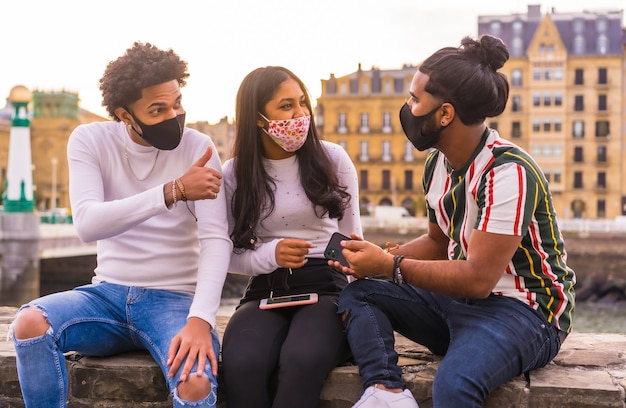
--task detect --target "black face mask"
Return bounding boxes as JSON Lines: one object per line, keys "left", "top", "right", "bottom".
{"left": 129, "top": 112, "right": 186, "bottom": 150}
{"left": 399, "top": 103, "right": 446, "bottom": 151}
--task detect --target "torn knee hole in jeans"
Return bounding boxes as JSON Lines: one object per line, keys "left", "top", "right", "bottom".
{"left": 9, "top": 305, "right": 53, "bottom": 341}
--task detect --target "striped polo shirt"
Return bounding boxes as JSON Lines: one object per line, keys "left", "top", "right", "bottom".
{"left": 423, "top": 128, "right": 575, "bottom": 332}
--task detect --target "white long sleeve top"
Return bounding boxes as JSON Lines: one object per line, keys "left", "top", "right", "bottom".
{"left": 223, "top": 141, "right": 362, "bottom": 276}
{"left": 67, "top": 120, "right": 232, "bottom": 328}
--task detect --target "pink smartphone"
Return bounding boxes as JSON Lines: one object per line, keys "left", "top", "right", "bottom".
{"left": 259, "top": 293, "right": 319, "bottom": 310}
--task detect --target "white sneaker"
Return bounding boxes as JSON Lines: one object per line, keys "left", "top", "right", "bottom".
{"left": 352, "top": 385, "right": 419, "bottom": 407}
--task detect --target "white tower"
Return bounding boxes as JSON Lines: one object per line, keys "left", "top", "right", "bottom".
{"left": 4, "top": 85, "right": 34, "bottom": 212}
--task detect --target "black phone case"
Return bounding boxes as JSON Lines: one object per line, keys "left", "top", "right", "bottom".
{"left": 324, "top": 232, "right": 351, "bottom": 267}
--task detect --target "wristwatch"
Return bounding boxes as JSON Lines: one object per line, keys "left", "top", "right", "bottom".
{"left": 392, "top": 255, "right": 405, "bottom": 285}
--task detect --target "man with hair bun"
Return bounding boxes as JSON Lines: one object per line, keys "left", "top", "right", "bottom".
{"left": 329, "top": 35, "right": 576, "bottom": 408}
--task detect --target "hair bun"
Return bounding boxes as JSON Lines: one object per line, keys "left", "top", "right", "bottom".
{"left": 460, "top": 35, "right": 509, "bottom": 71}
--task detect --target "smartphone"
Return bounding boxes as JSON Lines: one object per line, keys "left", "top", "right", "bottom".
{"left": 324, "top": 232, "right": 351, "bottom": 267}
{"left": 259, "top": 293, "right": 319, "bottom": 310}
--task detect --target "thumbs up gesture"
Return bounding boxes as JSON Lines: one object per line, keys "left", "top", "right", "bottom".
{"left": 178, "top": 146, "right": 222, "bottom": 201}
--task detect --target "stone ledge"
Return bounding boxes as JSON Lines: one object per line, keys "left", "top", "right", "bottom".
{"left": 2, "top": 307, "right": 626, "bottom": 407}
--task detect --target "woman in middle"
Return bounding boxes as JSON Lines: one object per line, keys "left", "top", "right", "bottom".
{"left": 221, "top": 66, "right": 362, "bottom": 408}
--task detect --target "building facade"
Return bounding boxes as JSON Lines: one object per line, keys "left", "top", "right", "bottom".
{"left": 315, "top": 63, "right": 427, "bottom": 216}
{"left": 478, "top": 4, "right": 625, "bottom": 219}
{"left": 187, "top": 115, "right": 235, "bottom": 163}
{"left": 317, "top": 4, "right": 625, "bottom": 219}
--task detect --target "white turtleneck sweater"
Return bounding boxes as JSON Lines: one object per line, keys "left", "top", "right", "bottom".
{"left": 223, "top": 141, "right": 362, "bottom": 276}
{"left": 67, "top": 120, "right": 232, "bottom": 328}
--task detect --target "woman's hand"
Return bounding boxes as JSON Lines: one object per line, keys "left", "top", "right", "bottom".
{"left": 275, "top": 238, "right": 314, "bottom": 268}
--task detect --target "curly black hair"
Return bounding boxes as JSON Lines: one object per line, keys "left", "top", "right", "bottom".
{"left": 99, "top": 42, "right": 189, "bottom": 121}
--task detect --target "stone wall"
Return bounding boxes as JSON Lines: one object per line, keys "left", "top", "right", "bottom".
{"left": 2, "top": 307, "right": 626, "bottom": 408}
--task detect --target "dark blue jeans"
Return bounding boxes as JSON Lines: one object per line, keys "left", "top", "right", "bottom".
{"left": 338, "top": 279, "right": 564, "bottom": 408}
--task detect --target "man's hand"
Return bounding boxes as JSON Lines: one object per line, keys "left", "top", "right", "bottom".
{"left": 340, "top": 237, "right": 394, "bottom": 279}
{"left": 167, "top": 317, "right": 217, "bottom": 381}
{"left": 179, "top": 146, "right": 222, "bottom": 201}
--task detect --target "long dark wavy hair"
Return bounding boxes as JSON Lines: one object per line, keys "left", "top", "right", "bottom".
{"left": 230, "top": 66, "right": 350, "bottom": 250}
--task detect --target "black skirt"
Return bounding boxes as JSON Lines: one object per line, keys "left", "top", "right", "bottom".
{"left": 239, "top": 258, "right": 348, "bottom": 304}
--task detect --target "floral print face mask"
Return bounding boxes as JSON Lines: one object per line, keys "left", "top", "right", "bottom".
{"left": 259, "top": 113, "right": 311, "bottom": 152}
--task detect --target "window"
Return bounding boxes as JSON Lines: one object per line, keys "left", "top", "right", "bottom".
{"left": 573, "top": 19, "right": 585, "bottom": 33}
{"left": 394, "top": 78, "right": 404, "bottom": 93}
{"left": 597, "top": 35, "right": 608, "bottom": 55}
{"left": 574, "top": 35, "right": 585, "bottom": 54}
{"left": 553, "top": 143, "right": 562, "bottom": 157}
{"left": 553, "top": 170, "right": 562, "bottom": 184}
{"left": 574, "top": 146, "right": 583, "bottom": 162}
{"left": 573, "top": 120, "right": 585, "bottom": 138}
{"left": 511, "top": 122, "right": 521, "bottom": 138}
{"left": 597, "top": 146, "right": 607, "bottom": 162}
{"left": 337, "top": 113, "right": 348, "bottom": 134}
{"left": 382, "top": 170, "right": 391, "bottom": 190}
{"left": 512, "top": 96, "right": 521, "bottom": 112}
{"left": 597, "top": 199, "right": 606, "bottom": 218}
{"left": 404, "top": 170, "right": 413, "bottom": 191}
{"left": 532, "top": 67, "right": 541, "bottom": 81}
{"left": 384, "top": 81, "right": 392, "bottom": 94}
{"left": 382, "top": 112, "right": 392, "bottom": 133}
{"left": 574, "top": 69, "right": 584, "bottom": 85}
{"left": 573, "top": 171, "right": 583, "bottom": 189}
{"left": 511, "top": 69, "right": 522, "bottom": 86}
{"left": 574, "top": 95, "right": 584, "bottom": 111}
{"left": 349, "top": 79, "right": 358, "bottom": 94}
{"left": 532, "top": 93, "right": 541, "bottom": 106}
{"left": 554, "top": 118, "right": 562, "bottom": 132}
{"left": 532, "top": 144, "right": 541, "bottom": 157}
{"left": 543, "top": 93, "right": 551, "bottom": 106}
{"left": 403, "top": 141, "right": 414, "bottom": 162}
{"left": 543, "top": 144, "right": 551, "bottom": 157}
{"left": 359, "top": 140, "right": 369, "bottom": 161}
{"left": 361, "top": 82, "right": 369, "bottom": 95}
{"left": 597, "top": 172, "right": 606, "bottom": 189}
{"left": 544, "top": 68, "right": 551, "bottom": 80}
{"left": 532, "top": 119, "right": 540, "bottom": 132}
{"left": 511, "top": 37, "right": 523, "bottom": 56}
{"left": 490, "top": 21, "right": 501, "bottom": 37}
{"left": 598, "top": 68, "right": 607, "bottom": 85}
{"left": 359, "top": 113, "right": 370, "bottom": 133}
{"left": 598, "top": 94, "right": 607, "bottom": 111}
{"left": 595, "top": 121, "right": 610, "bottom": 137}
{"left": 359, "top": 169, "right": 368, "bottom": 190}
{"left": 554, "top": 93, "right": 562, "bottom": 106}
{"left": 554, "top": 67, "right": 563, "bottom": 80}
{"left": 543, "top": 119, "right": 551, "bottom": 132}
{"left": 382, "top": 140, "right": 392, "bottom": 162}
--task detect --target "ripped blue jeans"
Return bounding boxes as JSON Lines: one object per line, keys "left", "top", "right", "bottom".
{"left": 338, "top": 279, "right": 564, "bottom": 408}
{"left": 9, "top": 282, "right": 219, "bottom": 408}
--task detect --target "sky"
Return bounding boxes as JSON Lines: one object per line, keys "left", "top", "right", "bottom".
{"left": 1, "top": 0, "right": 624, "bottom": 124}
